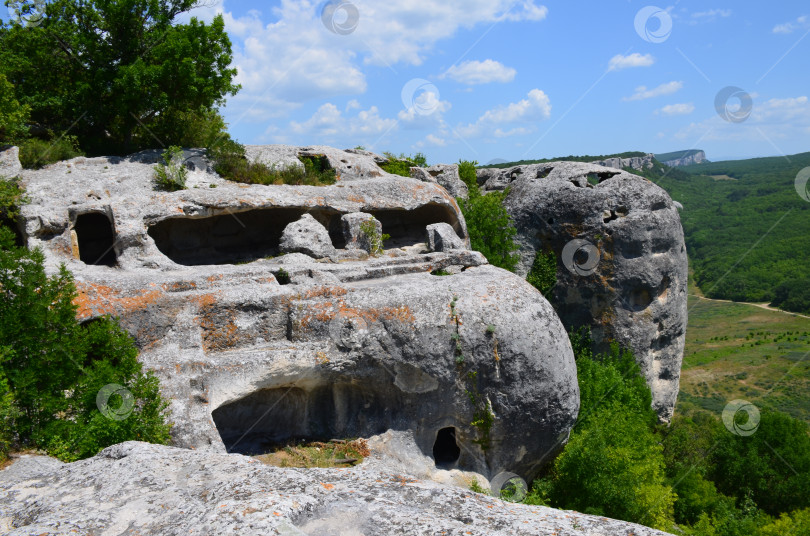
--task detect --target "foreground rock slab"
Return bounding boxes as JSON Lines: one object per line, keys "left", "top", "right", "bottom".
{"left": 0, "top": 441, "right": 673, "bottom": 536}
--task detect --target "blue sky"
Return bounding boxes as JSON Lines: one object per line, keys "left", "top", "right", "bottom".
{"left": 185, "top": 1, "right": 810, "bottom": 164}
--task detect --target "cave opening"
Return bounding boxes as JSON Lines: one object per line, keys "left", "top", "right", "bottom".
{"left": 75, "top": 212, "right": 117, "bottom": 267}
{"left": 212, "top": 380, "right": 406, "bottom": 455}
{"left": 432, "top": 427, "right": 461, "bottom": 468}
{"left": 369, "top": 204, "right": 463, "bottom": 249}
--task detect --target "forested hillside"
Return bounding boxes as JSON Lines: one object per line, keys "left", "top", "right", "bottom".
{"left": 649, "top": 153, "right": 810, "bottom": 314}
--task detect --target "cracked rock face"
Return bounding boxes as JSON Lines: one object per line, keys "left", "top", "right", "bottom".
{"left": 479, "top": 161, "right": 687, "bottom": 421}
{"left": 0, "top": 441, "right": 674, "bottom": 536}
{"left": 11, "top": 145, "right": 579, "bottom": 482}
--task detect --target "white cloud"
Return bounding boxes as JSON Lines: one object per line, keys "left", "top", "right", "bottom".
{"left": 425, "top": 134, "right": 447, "bottom": 146}
{"left": 691, "top": 9, "right": 731, "bottom": 20}
{"left": 457, "top": 89, "right": 551, "bottom": 138}
{"left": 187, "top": 0, "right": 548, "bottom": 123}
{"left": 397, "top": 91, "right": 452, "bottom": 127}
{"left": 608, "top": 53, "right": 655, "bottom": 71}
{"left": 658, "top": 103, "right": 695, "bottom": 116}
{"left": 441, "top": 60, "right": 517, "bottom": 85}
{"left": 624, "top": 81, "right": 684, "bottom": 101}
{"left": 773, "top": 15, "right": 809, "bottom": 34}
{"left": 674, "top": 94, "right": 810, "bottom": 142}
{"left": 289, "top": 103, "right": 397, "bottom": 142}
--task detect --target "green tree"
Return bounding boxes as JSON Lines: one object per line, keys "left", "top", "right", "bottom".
{"left": 709, "top": 410, "right": 810, "bottom": 516}
{"left": 457, "top": 160, "right": 519, "bottom": 272}
{"left": 0, "top": 73, "right": 29, "bottom": 142}
{"left": 0, "top": 0, "right": 240, "bottom": 155}
{"left": 526, "top": 250, "right": 556, "bottom": 296}
{"left": 0, "top": 209, "right": 171, "bottom": 460}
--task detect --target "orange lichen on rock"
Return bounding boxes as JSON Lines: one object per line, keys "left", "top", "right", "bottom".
{"left": 73, "top": 282, "right": 164, "bottom": 320}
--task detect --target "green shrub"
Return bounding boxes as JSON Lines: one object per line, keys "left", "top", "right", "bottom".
{"left": 457, "top": 159, "right": 478, "bottom": 192}
{"left": 153, "top": 146, "right": 188, "bottom": 192}
{"left": 0, "top": 74, "right": 29, "bottom": 143}
{"left": 359, "top": 219, "right": 389, "bottom": 257}
{"left": 18, "top": 135, "right": 84, "bottom": 169}
{"left": 459, "top": 189, "right": 519, "bottom": 271}
{"left": 0, "top": 177, "right": 26, "bottom": 219}
{"left": 709, "top": 410, "right": 810, "bottom": 516}
{"left": 210, "top": 141, "right": 336, "bottom": 186}
{"left": 0, "top": 227, "right": 171, "bottom": 461}
{"left": 380, "top": 151, "right": 427, "bottom": 176}
{"left": 526, "top": 251, "right": 557, "bottom": 296}
{"left": 549, "top": 403, "right": 675, "bottom": 530}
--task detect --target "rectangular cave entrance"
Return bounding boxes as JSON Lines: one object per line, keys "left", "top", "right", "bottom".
{"left": 147, "top": 208, "right": 333, "bottom": 266}
{"left": 212, "top": 381, "right": 407, "bottom": 455}
{"left": 74, "top": 212, "right": 117, "bottom": 267}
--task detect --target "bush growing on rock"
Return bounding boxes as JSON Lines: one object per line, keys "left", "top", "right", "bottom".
{"left": 0, "top": 204, "right": 171, "bottom": 460}
{"left": 457, "top": 160, "right": 519, "bottom": 272}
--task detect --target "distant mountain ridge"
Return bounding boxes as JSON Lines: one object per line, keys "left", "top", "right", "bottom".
{"left": 655, "top": 150, "right": 707, "bottom": 167}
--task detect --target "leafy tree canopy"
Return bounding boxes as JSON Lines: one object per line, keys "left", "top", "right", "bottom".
{"left": 0, "top": 0, "right": 240, "bottom": 155}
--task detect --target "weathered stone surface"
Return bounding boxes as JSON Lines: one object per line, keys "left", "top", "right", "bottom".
{"left": 411, "top": 164, "right": 469, "bottom": 199}
{"left": 245, "top": 144, "right": 388, "bottom": 181}
{"left": 479, "top": 161, "right": 687, "bottom": 421}
{"left": 0, "top": 441, "right": 673, "bottom": 536}
{"left": 590, "top": 153, "right": 654, "bottom": 171}
{"left": 0, "top": 145, "right": 22, "bottom": 178}
{"left": 426, "top": 222, "right": 466, "bottom": 252}
{"left": 12, "top": 146, "right": 576, "bottom": 483}
{"left": 341, "top": 211, "right": 381, "bottom": 253}
{"left": 279, "top": 213, "right": 335, "bottom": 258}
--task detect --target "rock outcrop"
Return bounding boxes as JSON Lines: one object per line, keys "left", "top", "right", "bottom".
{"left": 0, "top": 441, "right": 674, "bottom": 536}
{"left": 656, "top": 150, "right": 707, "bottom": 168}
{"left": 590, "top": 153, "right": 655, "bottom": 171}
{"left": 11, "top": 145, "right": 579, "bottom": 483}
{"left": 411, "top": 163, "right": 469, "bottom": 200}
{"left": 477, "top": 161, "right": 687, "bottom": 421}
{"left": 0, "top": 145, "right": 23, "bottom": 178}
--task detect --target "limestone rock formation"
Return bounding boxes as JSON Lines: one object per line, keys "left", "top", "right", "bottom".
{"left": 0, "top": 441, "right": 673, "bottom": 536}
{"left": 590, "top": 153, "right": 655, "bottom": 171}
{"left": 279, "top": 213, "right": 335, "bottom": 258}
{"left": 411, "top": 163, "right": 469, "bottom": 199}
{"left": 478, "top": 161, "right": 687, "bottom": 421}
{"left": 11, "top": 145, "right": 579, "bottom": 483}
{"left": 657, "top": 150, "right": 707, "bottom": 168}
{"left": 427, "top": 222, "right": 466, "bottom": 252}
{"left": 341, "top": 211, "right": 382, "bottom": 253}
{"left": 0, "top": 145, "right": 22, "bottom": 177}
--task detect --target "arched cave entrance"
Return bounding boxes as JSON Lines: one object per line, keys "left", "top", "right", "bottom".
{"left": 369, "top": 204, "right": 463, "bottom": 249}
{"left": 211, "top": 379, "right": 407, "bottom": 455}
{"left": 432, "top": 427, "right": 460, "bottom": 468}
{"left": 74, "top": 212, "right": 117, "bottom": 266}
